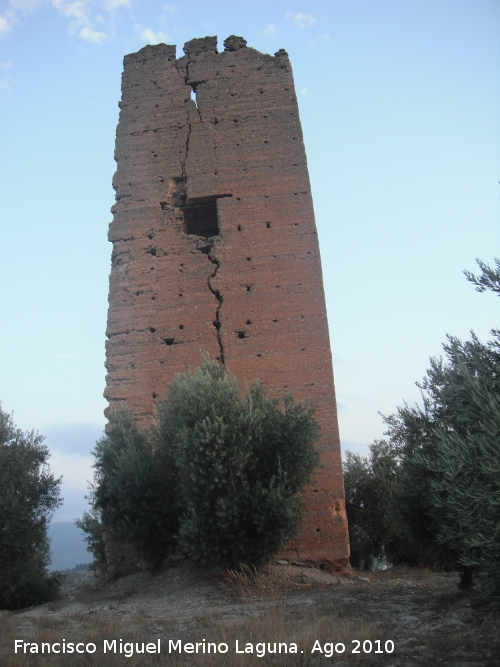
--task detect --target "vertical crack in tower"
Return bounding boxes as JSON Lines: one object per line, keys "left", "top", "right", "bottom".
{"left": 207, "top": 241, "right": 224, "bottom": 365}
{"left": 180, "top": 49, "right": 225, "bottom": 364}
{"left": 191, "top": 233, "right": 225, "bottom": 365}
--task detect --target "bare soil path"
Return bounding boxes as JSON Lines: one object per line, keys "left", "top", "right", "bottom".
{"left": 1, "top": 563, "right": 498, "bottom": 666}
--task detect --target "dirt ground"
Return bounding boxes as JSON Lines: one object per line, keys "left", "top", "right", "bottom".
{"left": 1, "top": 561, "right": 499, "bottom": 666}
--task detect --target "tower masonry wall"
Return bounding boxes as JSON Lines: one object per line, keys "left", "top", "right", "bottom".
{"left": 105, "top": 35, "right": 350, "bottom": 572}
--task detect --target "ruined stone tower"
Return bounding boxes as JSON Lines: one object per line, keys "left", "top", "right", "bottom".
{"left": 105, "top": 35, "right": 349, "bottom": 572}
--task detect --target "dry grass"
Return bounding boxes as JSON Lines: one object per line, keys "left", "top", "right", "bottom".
{"left": 0, "top": 593, "right": 390, "bottom": 666}
{"left": 188, "top": 605, "right": 388, "bottom": 667}
{"left": 4, "top": 565, "right": 496, "bottom": 666}
{"left": 225, "top": 563, "right": 292, "bottom": 600}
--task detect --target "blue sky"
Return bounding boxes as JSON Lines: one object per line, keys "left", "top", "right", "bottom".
{"left": 0, "top": 0, "right": 498, "bottom": 521}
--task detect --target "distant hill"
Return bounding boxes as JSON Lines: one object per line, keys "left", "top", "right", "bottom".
{"left": 48, "top": 522, "right": 91, "bottom": 571}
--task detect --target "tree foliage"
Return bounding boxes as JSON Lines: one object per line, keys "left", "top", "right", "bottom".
{"left": 74, "top": 510, "right": 107, "bottom": 571}
{"left": 425, "top": 382, "right": 500, "bottom": 608}
{"left": 343, "top": 440, "right": 401, "bottom": 570}
{"left": 0, "top": 407, "right": 63, "bottom": 609}
{"left": 383, "top": 330, "right": 500, "bottom": 573}
{"left": 344, "top": 258, "right": 500, "bottom": 608}
{"left": 463, "top": 256, "right": 500, "bottom": 296}
{"left": 83, "top": 358, "right": 320, "bottom": 570}
{"left": 81, "top": 405, "right": 178, "bottom": 567}
{"left": 161, "top": 359, "right": 320, "bottom": 568}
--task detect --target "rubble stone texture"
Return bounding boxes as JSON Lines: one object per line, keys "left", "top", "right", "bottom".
{"left": 105, "top": 35, "right": 350, "bottom": 572}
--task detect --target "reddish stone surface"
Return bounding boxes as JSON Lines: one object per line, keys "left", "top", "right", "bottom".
{"left": 105, "top": 36, "right": 350, "bottom": 572}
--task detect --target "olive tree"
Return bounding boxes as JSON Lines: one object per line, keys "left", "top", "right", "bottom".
{"left": 82, "top": 358, "right": 320, "bottom": 570}
{"left": 0, "top": 407, "right": 63, "bottom": 609}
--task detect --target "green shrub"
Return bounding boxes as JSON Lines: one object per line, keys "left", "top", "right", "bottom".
{"left": 0, "top": 407, "right": 63, "bottom": 609}
{"left": 83, "top": 358, "right": 320, "bottom": 570}
{"left": 159, "top": 358, "right": 320, "bottom": 569}
{"left": 84, "top": 406, "right": 178, "bottom": 567}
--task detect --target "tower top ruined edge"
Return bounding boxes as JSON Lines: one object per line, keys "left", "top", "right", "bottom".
{"left": 123, "top": 35, "right": 289, "bottom": 66}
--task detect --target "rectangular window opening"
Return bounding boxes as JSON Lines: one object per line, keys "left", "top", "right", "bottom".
{"left": 182, "top": 200, "right": 219, "bottom": 238}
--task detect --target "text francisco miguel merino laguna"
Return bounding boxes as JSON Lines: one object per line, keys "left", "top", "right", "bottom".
{"left": 15, "top": 639, "right": 299, "bottom": 658}
{"left": 16, "top": 638, "right": 395, "bottom": 658}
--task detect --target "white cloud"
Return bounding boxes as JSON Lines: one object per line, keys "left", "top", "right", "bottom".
{"left": 309, "top": 33, "right": 330, "bottom": 47}
{"left": 0, "top": 0, "right": 43, "bottom": 38}
{"left": 51, "top": 0, "right": 96, "bottom": 40}
{"left": 263, "top": 24, "right": 276, "bottom": 37}
{"left": 0, "top": 0, "right": 127, "bottom": 42}
{"left": 0, "top": 60, "right": 12, "bottom": 69}
{"left": 286, "top": 11, "right": 316, "bottom": 28}
{"left": 52, "top": 0, "right": 87, "bottom": 22}
{"left": 81, "top": 25, "right": 106, "bottom": 41}
{"left": 0, "top": 79, "right": 11, "bottom": 91}
{"left": 138, "top": 26, "right": 167, "bottom": 44}
{"left": 299, "top": 87, "right": 308, "bottom": 95}
{"left": 0, "top": 14, "right": 13, "bottom": 36}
